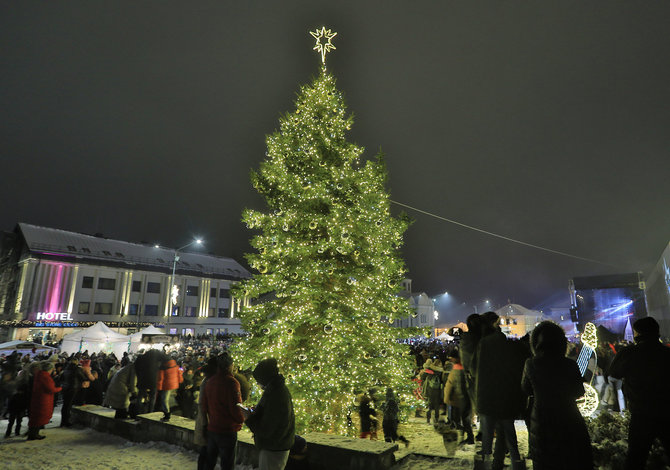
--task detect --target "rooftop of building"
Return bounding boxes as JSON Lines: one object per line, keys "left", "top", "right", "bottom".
{"left": 15, "top": 223, "right": 250, "bottom": 280}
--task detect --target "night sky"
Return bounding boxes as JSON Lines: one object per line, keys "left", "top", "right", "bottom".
{"left": 2, "top": 2, "right": 670, "bottom": 324}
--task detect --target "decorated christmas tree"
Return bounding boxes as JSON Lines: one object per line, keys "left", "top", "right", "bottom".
{"left": 232, "top": 28, "right": 417, "bottom": 435}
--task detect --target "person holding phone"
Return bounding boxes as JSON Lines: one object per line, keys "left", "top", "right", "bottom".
{"left": 243, "top": 358, "right": 295, "bottom": 470}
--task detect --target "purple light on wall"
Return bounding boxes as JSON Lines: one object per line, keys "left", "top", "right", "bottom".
{"left": 47, "top": 264, "right": 64, "bottom": 313}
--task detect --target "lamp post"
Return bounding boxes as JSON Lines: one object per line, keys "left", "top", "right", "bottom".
{"left": 165, "top": 238, "right": 203, "bottom": 334}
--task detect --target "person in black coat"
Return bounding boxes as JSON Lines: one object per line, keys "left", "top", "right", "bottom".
{"left": 60, "top": 358, "right": 87, "bottom": 427}
{"left": 609, "top": 316, "right": 670, "bottom": 470}
{"left": 134, "top": 349, "right": 165, "bottom": 414}
{"left": 475, "top": 312, "right": 528, "bottom": 470}
{"left": 243, "top": 358, "right": 295, "bottom": 469}
{"left": 521, "top": 321, "right": 593, "bottom": 470}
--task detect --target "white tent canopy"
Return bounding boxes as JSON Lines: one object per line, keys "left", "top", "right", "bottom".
{"left": 0, "top": 340, "right": 56, "bottom": 357}
{"left": 60, "top": 322, "right": 130, "bottom": 358}
{"left": 129, "top": 325, "right": 165, "bottom": 353}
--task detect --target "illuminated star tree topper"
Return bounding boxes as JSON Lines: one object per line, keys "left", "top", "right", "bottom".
{"left": 310, "top": 26, "right": 337, "bottom": 65}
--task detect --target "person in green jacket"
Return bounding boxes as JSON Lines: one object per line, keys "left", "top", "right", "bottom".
{"left": 243, "top": 358, "right": 295, "bottom": 470}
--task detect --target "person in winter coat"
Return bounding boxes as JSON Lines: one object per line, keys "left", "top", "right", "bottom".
{"left": 444, "top": 349, "right": 474, "bottom": 445}
{"left": 475, "top": 312, "right": 528, "bottom": 470}
{"left": 243, "top": 358, "right": 295, "bottom": 470}
{"left": 201, "top": 353, "right": 245, "bottom": 470}
{"left": 86, "top": 369, "right": 104, "bottom": 405}
{"left": 74, "top": 359, "right": 96, "bottom": 406}
{"left": 422, "top": 359, "right": 444, "bottom": 424}
{"left": 60, "top": 358, "right": 88, "bottom": 427}
{"left": 27, "top": 361, "right": 62, "bottom": 440}
{"left": 134, "top": 348, "right": 164, "bottom": 414}
{"left": 521, "top": 321, "right": 593, "bottom": 470}
{"left": 157, "top": 356, "right": 183, "bottom": 421}
{"left": 609, "top": 316, "right": 670, "bottom": 470}
{"left": 459, "top": 313, "right": 483, "bottom": 410}
{"left": 104, "top": 357, "right": 137, "bottom": 419}
{"left": 6, "top": 362, "right": 40, "bottom": 437}
{"left": 382, "top": 387, "right": 409, "bottom": 446}
{"left": 358, "top": 392, "right": 378, "bottom": 439}
{"left": 195, "top": 357, "right": 219, "bottom": 470}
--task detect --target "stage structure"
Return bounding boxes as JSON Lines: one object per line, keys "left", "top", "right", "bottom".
{"left": 569, "top": 273, "right": 647, "bottom": 336}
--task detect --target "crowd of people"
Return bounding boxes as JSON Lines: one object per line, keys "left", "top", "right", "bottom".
{"left": 395, "top": 313, "right": 670, "bottom": 470}
{"left": 2, "top": 316, "right": 670, "bottom": 470}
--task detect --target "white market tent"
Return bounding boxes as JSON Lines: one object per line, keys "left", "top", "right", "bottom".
{"left": 0, "top": 340, "right": 57, "bottom": 357}
{"left": 129, "top": 325, "right": 166, "bottom": 353}
{"left": 60, "top": 322, "right": 130, "bottom": 358}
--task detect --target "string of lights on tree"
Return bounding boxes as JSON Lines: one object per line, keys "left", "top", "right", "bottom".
{"left": 231, "top": 27, "right": 424, "bottom": 435}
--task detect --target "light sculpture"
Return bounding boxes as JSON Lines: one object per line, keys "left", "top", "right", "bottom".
{"left": 310, "top": 27, "right": 337, "bottom": 65}
{"left": 576, "top": 322, "right": 599, "bottom": 416}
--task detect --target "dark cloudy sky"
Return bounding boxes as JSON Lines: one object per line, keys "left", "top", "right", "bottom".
{"left": 2, "top": 1, "right": 670, "bottom": 322}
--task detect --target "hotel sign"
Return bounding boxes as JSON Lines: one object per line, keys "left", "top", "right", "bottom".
{"left": 35, "top": 312, "right": 73, "bottom": 321}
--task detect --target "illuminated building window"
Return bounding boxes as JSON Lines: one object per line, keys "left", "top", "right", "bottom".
{"left": 82, "top": 276, "right": 93, "bottom": 288}
{"left": 146, "top": 282, "right": 160, "bottom": 294}
{"left": 186, "top": 285, "right": 198, "bottom": 296}
{"left": 97, "top": 278, "right": 116, "bottom": 290}
{"left": 128, "top": 304, "right": 139, "bottom": 315}
{"left": 144, "top": 305, "right": 158, "bottom": 316}
{"left": 132, "top": 281, "right": 141, "bottom": 292}
{"left": 78, "top": 302, "right": 90, "bottom": 314}
{"left": 94, "top": 302, "right": 113, "bottom": 314}
{"left": 184, "top": 306, "right": 197, "bottom": 317}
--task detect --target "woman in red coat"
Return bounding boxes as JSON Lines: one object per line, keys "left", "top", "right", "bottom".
{"left": 156, "top": 358, "right": 183, "bottom": 421}
{"left": 28, "top": 361, "right": 62, "bottom": 440}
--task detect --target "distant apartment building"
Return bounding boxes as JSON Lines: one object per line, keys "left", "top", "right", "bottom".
{"left": 0, "top": 223, "right": 250, "bottom": 342}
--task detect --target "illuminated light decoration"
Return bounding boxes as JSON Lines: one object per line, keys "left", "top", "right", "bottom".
{"left": 310, "top": 27, "right": 337, "bottom": 65}
{"left": 47, "top": 264, "right": 65, "bottom": 313}
{"left": 35, "top": 312, "right": 73, "bottom": 321}
{"left": 577, "top": 383, "right": 600, "bottom": 417}
{"left": 576, "top": 322, "right": 599, "bottom": 416}
{"left": 171, "top": 285, "right": 180, "bottom": 306}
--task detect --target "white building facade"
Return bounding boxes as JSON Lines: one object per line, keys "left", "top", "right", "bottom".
{"left": 0, "top": 223, "right": 250, "bottom": 342}
{"left": 393, "top": 279, "right": 436, "bottom": 331}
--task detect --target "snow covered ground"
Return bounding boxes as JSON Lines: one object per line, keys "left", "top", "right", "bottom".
{"left": 1, "top": 410, "right": 528, "bottom": 470}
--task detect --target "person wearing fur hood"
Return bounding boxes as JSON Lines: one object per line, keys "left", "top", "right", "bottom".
{"left": 104, "top": 357, "right": 138, "bottom": 419}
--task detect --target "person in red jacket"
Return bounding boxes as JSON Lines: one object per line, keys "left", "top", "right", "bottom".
{"left": 200, "top": 353, "right": 245, "bottom": 470}
{"left": 157, "top": 356, "right": 183, "bottom": 421}
{"left": 28, "top": 361, "right": 62, "bottom": 440}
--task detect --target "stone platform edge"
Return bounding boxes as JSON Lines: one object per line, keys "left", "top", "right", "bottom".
{"left": 71, "top": 405, "right": 399, "bottom": 470}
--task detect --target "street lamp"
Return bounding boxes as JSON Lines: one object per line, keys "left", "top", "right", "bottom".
{"left": 166, "top": 238, "right": 203, "bottom": 334}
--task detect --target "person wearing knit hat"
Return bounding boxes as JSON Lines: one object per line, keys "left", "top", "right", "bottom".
{"left": 610, "top": 316, "right": 670, "bottom": 470}
{"left": 244, "top": 358, "right": 295, "bottom": 470}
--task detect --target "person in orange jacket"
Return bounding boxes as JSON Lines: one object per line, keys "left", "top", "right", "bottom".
{"left": 157, "top": 356, "right": 183, "bottom": 421}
